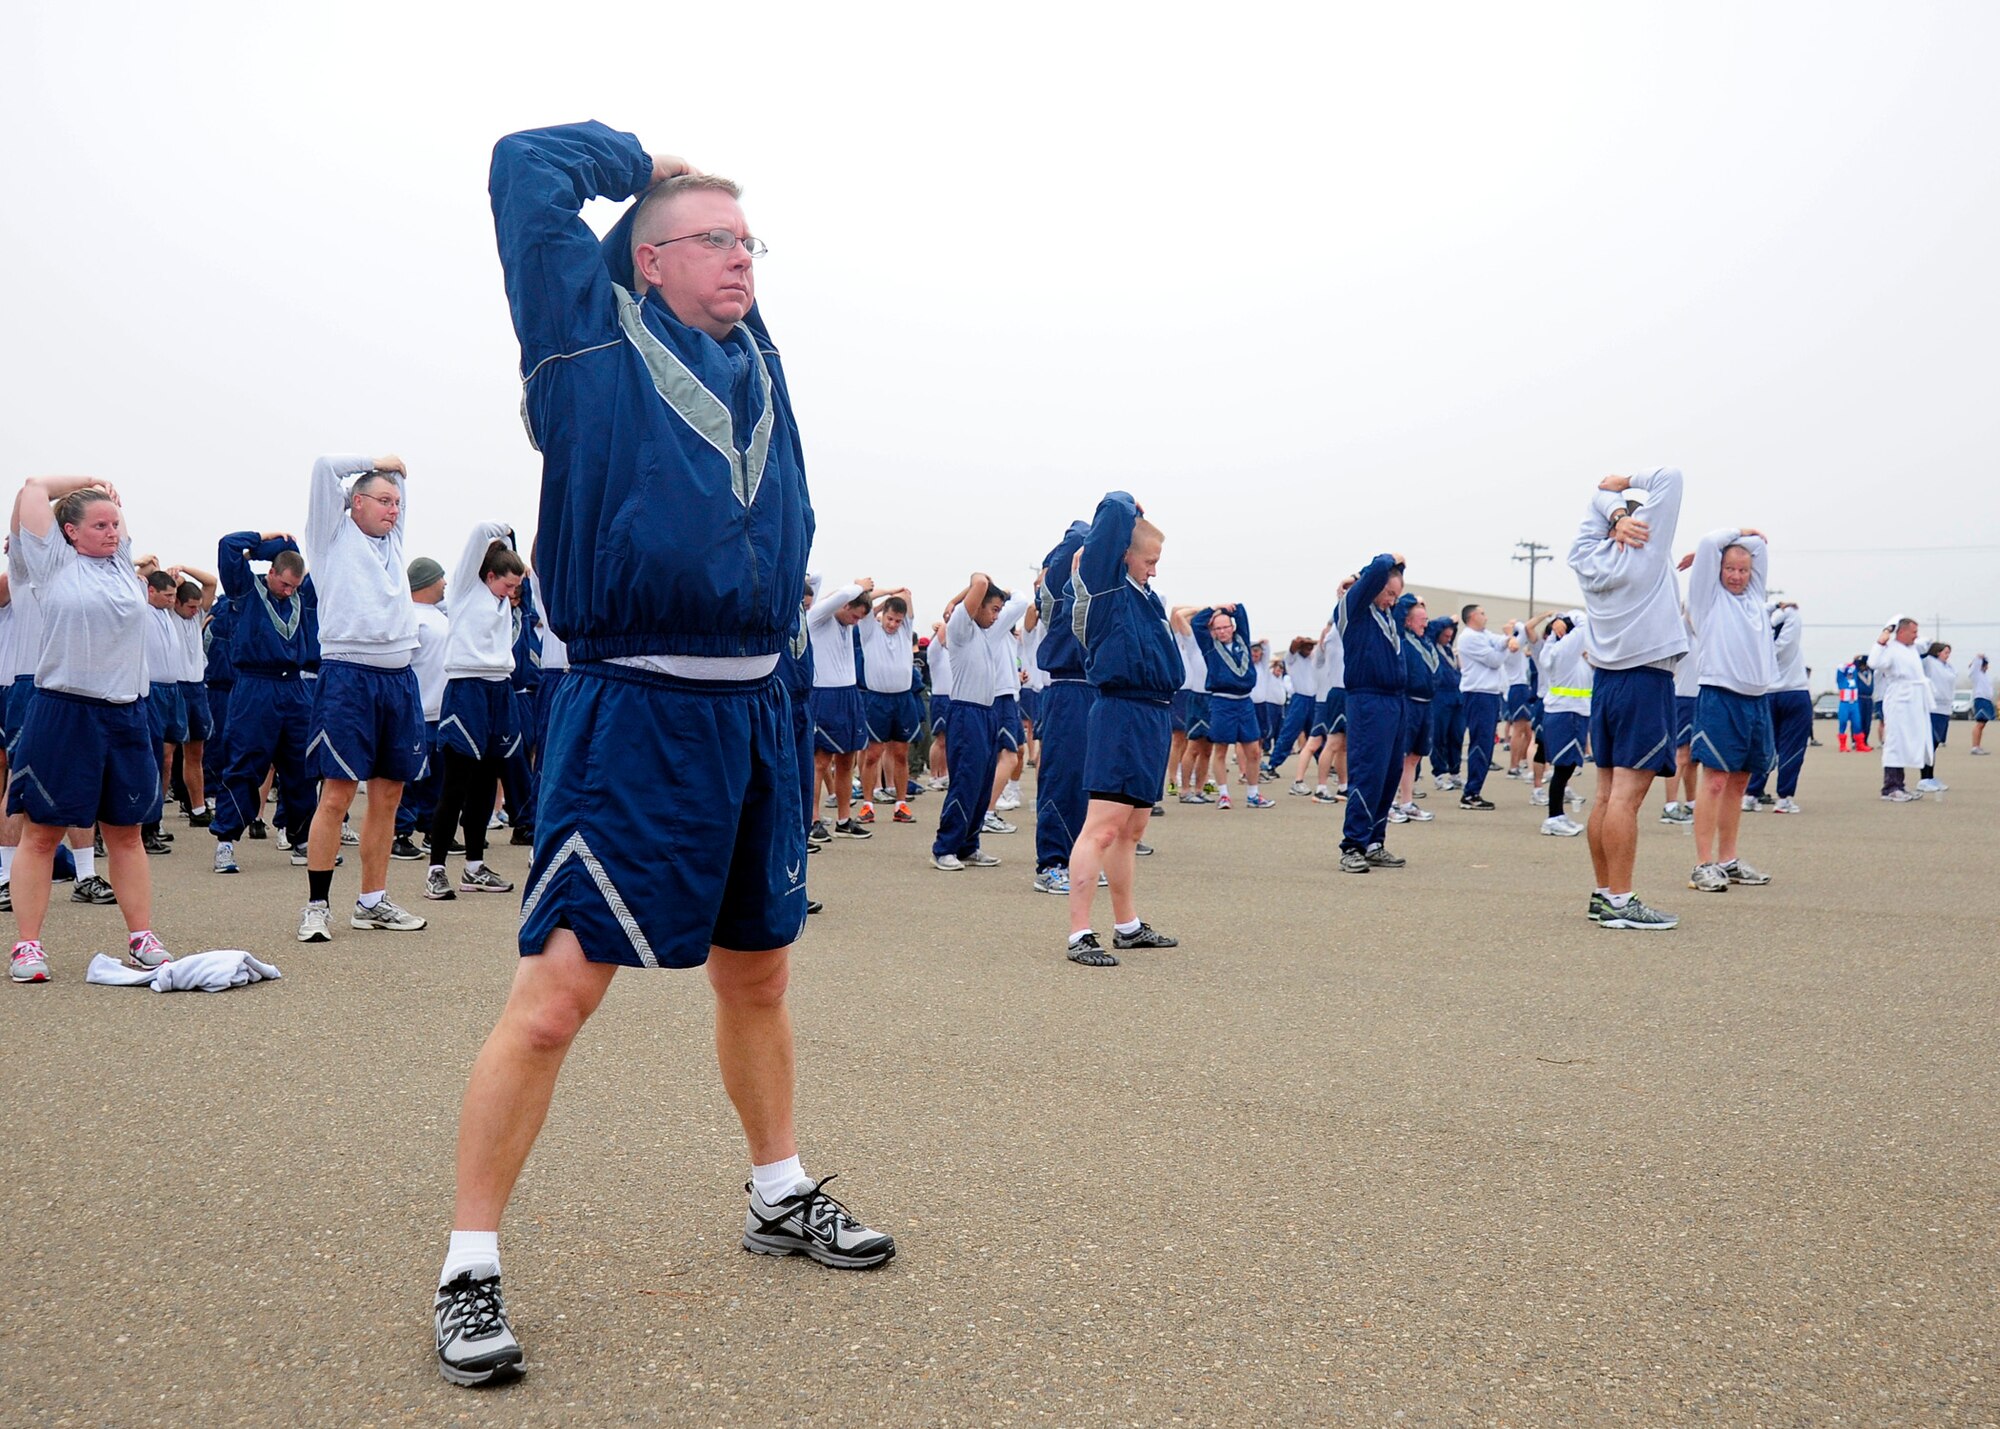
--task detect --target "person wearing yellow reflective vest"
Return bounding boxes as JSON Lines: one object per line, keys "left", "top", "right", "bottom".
{"left": 1536, "top": 612, "right": 1593, "bottom": 837}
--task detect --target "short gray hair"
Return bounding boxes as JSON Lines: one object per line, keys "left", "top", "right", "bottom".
{"left": 631, "top": 174, "right": 745, "bottom": 282}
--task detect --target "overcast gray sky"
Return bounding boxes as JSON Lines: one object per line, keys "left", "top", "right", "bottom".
{"left": 8, "top": 1, "right": 1996, "bottom": 686}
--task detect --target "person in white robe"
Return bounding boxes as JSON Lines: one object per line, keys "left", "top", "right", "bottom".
{"left": 1871, "top": 617, "right": 1934, "bottom": 802}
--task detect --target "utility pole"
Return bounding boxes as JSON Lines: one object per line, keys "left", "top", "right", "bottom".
{"left": 1513, "top": 540, "right": 1551, "bottom": 620}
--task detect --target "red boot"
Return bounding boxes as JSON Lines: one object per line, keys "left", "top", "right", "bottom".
{"left": 1856, "top": 738, "right": 1873, "bottom": 752}
{"left": 1838, "top": 733, "right": 1849, "bottom": 751}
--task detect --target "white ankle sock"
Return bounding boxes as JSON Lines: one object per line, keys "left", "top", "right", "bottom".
{"left": 73, "top": 848, "right": 97, "bottom": 880}
{"left": 1115, "top": 918, "right": 1142, "bottom": 935}
{"left": 0, "top": 847, "right": 12, "bottom": 879}
{"left": 466, "top": 860, "right": 485, "bottom": 874}
{"left": 751, "top": 1154, "right": 806, "bottom": 1205}
{"left": 358, "top": 890, "right": 384, "bottom": 909}
{"left": 441, "top": 1229, "right": 499, "bottom": 1285}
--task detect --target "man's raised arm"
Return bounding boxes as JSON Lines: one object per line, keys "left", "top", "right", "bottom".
{"left": 488, "top": 122, "right": 666, "bottom": 365}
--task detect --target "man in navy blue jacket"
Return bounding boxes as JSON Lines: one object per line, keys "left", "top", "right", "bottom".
{"left": 1031, "top": 520, "right": 1092, "bottom": 894}
{"left": 1333, "top": 553, "right": 1409, "bottom": 872}
{"left": 435, "top": 123, "right": 891, "bottom": 1390}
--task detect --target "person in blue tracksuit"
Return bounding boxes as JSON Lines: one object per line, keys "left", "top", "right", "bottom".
{"left": 209, "top": 531, "right": 318, "bottom": 870}
{"left": 1427, "top": 616, "right": 1464, "bottom": 788}
{"left": 1066, "top": 491, "right": 1181, "bottom": 967}
{"left": 439, "top": 122, "right": 891, "bottom": 1389}
{"left": 931, "top": 574, "right": 1028, "bottom": 868}
{"left": 1190, "top": 602, "right": 1269, "bottom": 808}
{"left": 1390, "top": 594, "right": 1437, "bottom": 823}
{"left": 1333, "top": 553, "right": 1410, "bottom": 870}
{"left": 201, "top": 597, "right": 237, "bottom": 813}
{"left": 1031, "top": 519, "right": 1093, "bottom": 895}
{"left": 1855, "top": 658, "right": 1877, "bottom": 749}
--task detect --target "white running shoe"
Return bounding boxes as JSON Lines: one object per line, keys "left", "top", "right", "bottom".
{"left": 932, "top": 853, "right": 965, "bottom": 871}
{"left": 1400, "top": 801, "right": 1434, "bottom": 822}
{"left": 1772, "top": 797, "right": 1802, "bottom": 814}
{"left": 1916, "top": 777, "right": 1947, "bottom": 792}
{"left": 1741, "top": 794, "right": 1759, "bottom": 812}
{"left": 1531, "top": 787, "right": 1549, "bottom": 806}
{"left": 995, "top": 793, "right": 1021, "bottom": 812}
{"left": 1540, "top": 814, "right": 1582, "bottom": 837}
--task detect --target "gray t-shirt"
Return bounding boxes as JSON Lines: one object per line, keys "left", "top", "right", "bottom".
{"left": 17, "top": 526, "right": 147, "bottom": 703}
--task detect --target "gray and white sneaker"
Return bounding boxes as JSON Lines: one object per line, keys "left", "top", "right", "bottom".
{"left": 11, "top": 941, "right": 50, "bottom": 982}
{"left": 743, "top": 1175, "right": 895, "bottom": 1270}
{"left": 1599, "top": 895, "right": 1679, "bottom": 930}
{"left": 1772, "top": 797, "right": 1802, "bottom": 814}
{"left": 1289, "top": 780, "right": 1309, "bottom": 796}
{"left": 71, "top": 874, "right": 118, "bottom": 905}
{"left": 1399, "top": 801, "right": 1434, "bottom": 822}
{"left": 963, "top": 850, "right": 1001, "bottom": 868}
{"left": 460, "top": 866, "right": 515, "bottom": 894}
{"left": 1722, "top": 859, "right": 1770, "bottom": 886}
{"left": 1540, "top": 815, "right": 1582, "bottom": 837}
{"left": 1134, "top": 841, "right": 1154, "bottom": 856}
{"left": 932, "top": 853, "right": 965, "bottom": 872}
{"left": 1032, "top": 867, "right": 1070, "bottom": 895}
{"left": 981, "top": 812, "right": 1017, "bottom": 834}
{"left": 1112, "top": 922, "right": 1179, "bottom": 950}
{"left": 434, "top": 1260, "right": 524, "bottom": 1387}
{"left": 214, "top": 843, "right": 239, "bottom": 875}
{"left": 1339, "top": 848, "right": 1371, "bottom": 874}
{"left": 341, "top": 823, "right": 360, "bottom": 846}
{"left": 1740, "top": 794, "right": 1759, "bottom": 812}
{"left": 297, "top": 901, "right": 334, "bottom": 942}
{"left": 1882, "top": 788, "right": 1922, "bottom": 803}
{"left": 1659, "top": 803, "right": 1693, "bottom": 824}
{"left": 1363, "top": 844, "right": 1406, "bottom": 868}
{"left": 1688, "top": 863, "right": 1729, "bottom": 893}
{"left": 424, "top": 866, "right": 457, "bottom": 900}
{"left": 352, "top": 897, "right": 428, "bottom": 931}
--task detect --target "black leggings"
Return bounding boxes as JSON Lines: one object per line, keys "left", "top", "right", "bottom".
{"left": 1548, "top": 763, "right": 1578, "bottom": 809}
{"left": 429, "top": 748, "right": 504, "bottom": 864}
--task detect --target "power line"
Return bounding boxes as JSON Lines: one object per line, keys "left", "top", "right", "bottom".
{"left": 1512, "top": 540, "right": 1551, "bottom": 618}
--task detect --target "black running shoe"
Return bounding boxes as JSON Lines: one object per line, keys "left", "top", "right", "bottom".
{"left": 743, "top": 1175, "right": 895, "bottom": 1269}
{"left": 143, "top": 832, "right": 173, "bottom": 856}
{"left": 1459, "top": 796, "right": 1495, "bottom": 811}
{"left": 1066, "top": 933, "right": 1120, "bottom": 967}
{"left": 391, "top": 835, "right": 425, "bottom": 861}
{"left": 806, "top": 899, "right": 824, "bottom": 915}
{"left": 247, "top": 818, "right": 269, "bottom": 841}
{"left": 807, "top": 820, "right": 833, "bottom": 845}
{"left": 832, "top": 818, "right": 872, "bottom": 840}
{"left": 1134, "top": 841, "right": 1154, "bottom": 857}
{"left": 1112, "top": 922, "right": 1178, "bottom": 950}
{"left": 186, "top": 809, "right": 211, "bottom": 828}
{"left": 434, "top": 1263, "right": 524, "bottom": 1387}
{"left": 509, "top": 826, "right": 534, "bottom": 846}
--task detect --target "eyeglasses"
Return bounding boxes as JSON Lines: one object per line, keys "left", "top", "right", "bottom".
{"left": 355, "top": 492, "right": 402, "bottom": 510}
{"left": 646, "top": 229, "right": 767, "bottom": 258}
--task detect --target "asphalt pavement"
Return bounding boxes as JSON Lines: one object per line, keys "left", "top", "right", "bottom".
{"left": 4, "top": 735, "right": 1995, "bottom": 1426}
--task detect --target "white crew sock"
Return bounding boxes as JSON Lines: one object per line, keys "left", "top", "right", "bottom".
{"left": 1315, "top": 784, "right": 1328, "bottom": 795}
{"left": 358, "top": 890, "right": 385, "bottom": 909}
{"left": 73, "top": 847, "right": 96, "bottom": 881}
{"left": 1115, "top": 918, "right": 1142, "bottom": 936}
{"left": 1246, "top": 784, "right": 1260, "bottom": 800}
{"left": 466, "top": 859, "right": 485, "bottom": 874}
{"left": 441, "top": 1229, "right": 500, "bottom": 1286}
{"left": 751, "top": 1154, "right": 807, "bottom": 1205}
{"left": 0, "top": 847, "right": 12, "bottom": 879}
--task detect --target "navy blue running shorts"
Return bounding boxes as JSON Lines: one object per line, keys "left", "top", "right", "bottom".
{"left": 310, "top": 660, "right": 427, "bottom": 782}
{"left": 8, "top": 688, "right": 162, "bottom": 827}
{"left": 520, "top": 663, "right": 806, "bottom": 968}
{"left": 1543, "top": 710, "right": 1588, "bottom": 766}
{"left": 147, "top": 681, "right": 188, "bottom": 746}
{"left": 1083, "top": 694, "right": 1171, "bottom": 807}
{"left": 438, "top": 676, "right": 521, "bottom": 762}
{"left": 1692, "top": 685, "right": 1776, "bottom": 774}
{"left": 1590, "top": 665, "right": 1676, "bottom": 775}
{"left": 809, "top": 684, "right": 866, "bottom": 755}
{"left": 1206, "top": 694, "right": 1260, "bottom": 745}
{"left": 862, "top": 688, "right": 923, "bottom": 745}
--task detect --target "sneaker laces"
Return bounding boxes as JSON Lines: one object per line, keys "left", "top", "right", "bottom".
{"left": 438, "top": 1271, "right": 508, "bottom": 1340}
{"left": 754, "top": 1174, "right": 860, "bottom": 1240}
{"left": 12, "top": 941, "right": 43, "bottom": 960}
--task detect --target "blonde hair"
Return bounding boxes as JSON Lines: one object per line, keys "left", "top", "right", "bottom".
{"left": 1131, "top": 517, "right": 1164, "bottom": 550}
